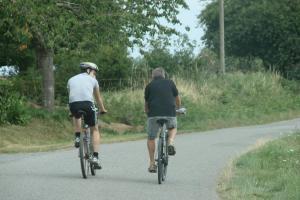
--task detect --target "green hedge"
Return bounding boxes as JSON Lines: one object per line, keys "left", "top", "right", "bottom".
{"left": 0, "top": 79, "right": 30, "bottom": 125}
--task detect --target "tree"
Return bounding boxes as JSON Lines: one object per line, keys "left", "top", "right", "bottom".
{"left": 0, "top": 3, "right": 34, "bottom": 70}
{"left": 1, "top": 0, "right": 188, "bottom": 109}
{"left": 172, "top": 34, "right": 196, "bottom": 76}
{"left": 198, "top": 0, "right": 300, "bottom": 76}
{"left": 55, "top": 43, "right": 133, "bottom": 101}
{"left": 143, "top": 42, "right": 175, "bottom": 75}
{"left": 138, "top": 33, "right": 196, "bottom": 78}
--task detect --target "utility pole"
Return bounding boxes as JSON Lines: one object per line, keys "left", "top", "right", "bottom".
{"left": 219, "top": 0, "right": 225, "bottom": 74}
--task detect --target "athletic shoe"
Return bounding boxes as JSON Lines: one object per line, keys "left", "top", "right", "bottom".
{"left": 91, "top": 156, "right": 102, "bottom": 169}
{"left": 168, "top": 144, "right": 176, "bottom": 156}
{"left": 74, "top": 137, "right": 80, "bottom": 148}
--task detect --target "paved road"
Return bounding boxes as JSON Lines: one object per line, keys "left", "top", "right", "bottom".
{"left": 1, "top": 118, "right": 299, "bottom": 200}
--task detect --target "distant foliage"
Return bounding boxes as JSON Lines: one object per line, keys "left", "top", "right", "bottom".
{"left": 136, "top": 39, "right": 196, "bottom": 78}
{"left": 199, "top": 0, "right": 300, "bottom": 78}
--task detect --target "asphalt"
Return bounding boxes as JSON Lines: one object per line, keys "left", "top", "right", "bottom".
{"left": 0, "top": 118, "right": 299, "bottom": 200}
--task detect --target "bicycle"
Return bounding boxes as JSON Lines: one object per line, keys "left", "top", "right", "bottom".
{"left": 76, "top": 110, "right": 97, "bottom": 179}
{"left": 155, "top": 107, "right": 186, "bottom": 184}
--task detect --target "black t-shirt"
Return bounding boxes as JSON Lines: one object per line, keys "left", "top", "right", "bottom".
{"left": 144, "top": 77, "right": 179, "bottom": 117}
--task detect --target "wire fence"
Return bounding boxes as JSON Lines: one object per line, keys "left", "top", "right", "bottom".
{"left": 99, "top": 78, "right": 150, "bottom": 91}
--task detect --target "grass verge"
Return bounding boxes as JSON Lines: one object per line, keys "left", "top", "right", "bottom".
{"left": 218, "top": 132, "right": 300, "bottom": 200}
{"left": 0, "top": 119, "right": 147, "bottom": 154}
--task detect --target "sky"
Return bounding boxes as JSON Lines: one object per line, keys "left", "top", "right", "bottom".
{"left": 173, "top": 0, "right": 207, "bottom": 53}
{"left": 130, "top": 0, "right": 208, "bottom": 57}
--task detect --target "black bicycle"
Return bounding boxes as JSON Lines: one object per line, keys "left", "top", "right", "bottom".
{"left": 76, "top": 110, "right": 96, "bottom": 179}
{"left": 156, "top": 108, "right": 186, "bottom": 184}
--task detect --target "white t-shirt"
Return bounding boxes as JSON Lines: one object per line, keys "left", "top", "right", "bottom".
{"left": 67, "top": 73, "right": 99, "bottom": 103}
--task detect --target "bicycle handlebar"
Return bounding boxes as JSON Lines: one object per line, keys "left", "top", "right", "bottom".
{"left": 176, "top": 107, "right": 187, "bottom": 115}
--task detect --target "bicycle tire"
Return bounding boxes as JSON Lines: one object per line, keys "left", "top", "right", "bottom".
{"left": 84, "top": 136, "right": 91, "bottom": 177}
{"left": 162, "top": 136, "right": 168, "bottom": 181}
{"left": 79, "top": 134, "right": 87, "bottom": 179}
{"left": 157, "top": 137, "right": 164, "bottom": 184}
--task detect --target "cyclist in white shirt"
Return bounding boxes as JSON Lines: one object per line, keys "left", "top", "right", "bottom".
{"left": 67, "top": 62, "right": 107, "bottom": 169}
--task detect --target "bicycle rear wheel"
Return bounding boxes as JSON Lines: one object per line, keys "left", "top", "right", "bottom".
{"left": 157, "top": 137, "right": 164, "bottom": 184}
{"left": 79, "top": 134, "right": 87, "bottom": 178}
{"left": 162, "top": 137, "right": 168, "bottom": 181}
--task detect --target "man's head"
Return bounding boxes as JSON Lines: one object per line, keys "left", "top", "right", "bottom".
{"left": 80, "top": 62, "right": 98, "bottom": 76}
{"left": 152, "top": 67, "right": 165, "bottom": 79}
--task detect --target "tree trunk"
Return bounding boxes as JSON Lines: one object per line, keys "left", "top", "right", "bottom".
{"left": 36, "top": 47, "right": 55, "bottom": 110}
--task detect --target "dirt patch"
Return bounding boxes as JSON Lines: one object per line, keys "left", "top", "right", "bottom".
{"left": 100, "top": 121, "right": 144, "bottom": 134}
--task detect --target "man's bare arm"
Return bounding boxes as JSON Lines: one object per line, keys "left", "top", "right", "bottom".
{"left": 175, "top": 96, "right": 181, "bottom": 109}
{"left": 94, "top": 87, "right": 107, "bottom": 112}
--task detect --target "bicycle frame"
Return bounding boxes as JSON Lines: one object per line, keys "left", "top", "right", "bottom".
{"left": 79, "top": 120, "right": 96, "bottom": 178}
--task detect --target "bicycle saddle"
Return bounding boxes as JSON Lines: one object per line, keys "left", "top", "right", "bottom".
{"left": 156, "top": 119, "right": 168, "bottom": 126}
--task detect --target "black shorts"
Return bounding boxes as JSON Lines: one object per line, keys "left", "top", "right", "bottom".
{"left": 69, "top": 101, "right": 97, "bottom": 127}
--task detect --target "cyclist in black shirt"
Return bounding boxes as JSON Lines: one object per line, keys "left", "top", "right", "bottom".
{"left": 144, "top": 67, "right": 181, "bottom": 173}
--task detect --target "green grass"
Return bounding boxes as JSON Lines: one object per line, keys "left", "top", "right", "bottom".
{"left": 0, "top": 118, "right": 147, "bottom": 153}
{"left": 218, "top": 132, "right": 300, "bottom": 200}
{"left": 176, "top": 72, "right": 300, "bottom": 130}
{"left": 101, "top": 71, "right": 300, "bottom": 130}
{"left": 1, "top": 71, "right": 300, "bottom": 153}
{"left": 0, "top": 118, "right": 72, "bottom": 153}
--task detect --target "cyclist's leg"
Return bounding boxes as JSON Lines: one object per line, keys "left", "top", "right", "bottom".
{"left": 70, "top": 117, "right": 82, "bottom": 148}
{"left": 69, "top": 102, "right": 83, "bottom": 147}
{"left": 69, "top": 102, "right": 82, "bottom": 133}
{"left": 90, "top": 125, "right": 100, "bottom": 153}
{"left": 168, "top": 128, "right": 177, "bottom": 145}
{"left": 166, "top": 117, "right": 177, "bottom": 155}
{"left": 166, "top": 117, "right": 177, "bottom": 145}
{"left": 83, "top": 102, "right": 99, "bottom": 152}
{"left": 167, "top": 128, "right": 177, "bottom": 156}
{"left": 85, "top": 103, "right": 102, "bottom": 169}
{"left": 73, "top": 117, "right": 81, "bottom": 133}
{"left": 90, "top": 126, "right": 102, "bottom": 169}
{"left": 147, "top": 138, "right": 156, "bottom": 165}
{"left": 147, "top": 117, "right": 159, "bottom": 172}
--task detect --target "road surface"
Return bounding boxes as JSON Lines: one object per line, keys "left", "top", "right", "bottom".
{"left": 0, "top": 118, "right": 299, "bottom": 200}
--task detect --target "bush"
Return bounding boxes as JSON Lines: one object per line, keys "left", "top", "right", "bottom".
{"left": 0, "top": 80, "right": 30, "bottom": 125}
{"left": 13, "top": 67, "right": 42, "bottom": 104}
{"left": 102, "top": 90, "right": 145, "bottom": 126}
{"left": 27, "top": 107, "right": 68, "bottom": 123}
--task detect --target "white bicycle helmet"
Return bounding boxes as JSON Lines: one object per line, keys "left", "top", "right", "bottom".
{"left": 80, "top": 62, "right": 99, "bottom": 71}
